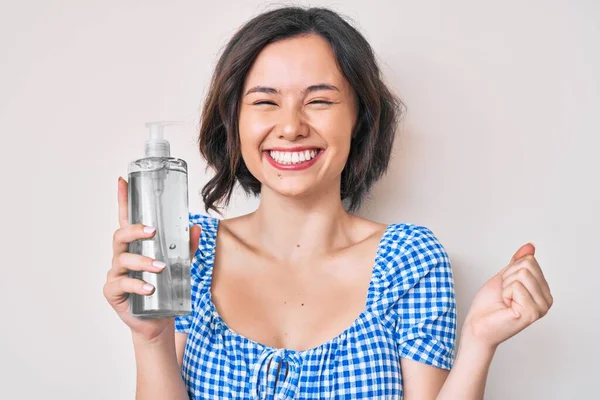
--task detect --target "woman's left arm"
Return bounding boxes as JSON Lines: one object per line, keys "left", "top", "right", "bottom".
{"left": 403, "top": 243, "right": 554, "bottom": 400}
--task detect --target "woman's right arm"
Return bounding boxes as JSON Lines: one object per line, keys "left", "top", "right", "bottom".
{"left": 132, "top": 328, "right": 189, "bottom": 400}
{"left": 104, "top": 177, "right": 199, "bottom": 400}
{"left": 175, "top": 332, "right": 189, "bottom": 369}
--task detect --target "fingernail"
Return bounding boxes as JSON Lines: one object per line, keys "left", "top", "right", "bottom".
{"left": 152, "top": 260, "right": 166, "bottom": 270}
{"left": 143, "top": 226, "right": 156, "bottom": 234}
{"left": 143, "top": 284, "right": 154, "bottom": 292}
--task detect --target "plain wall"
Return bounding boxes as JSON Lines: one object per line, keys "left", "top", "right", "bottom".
{"left": 1, "top": 0, "right": 598, "bottom": 398}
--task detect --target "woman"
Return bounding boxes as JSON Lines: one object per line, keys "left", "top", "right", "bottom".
{"left": 104, "top": 6, "right": 553, "bottom": 399}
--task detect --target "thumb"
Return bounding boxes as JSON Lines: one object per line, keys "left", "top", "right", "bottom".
{"left": 497, "top": 242, "right": 536, "bottom": 277}
{"left": 189, "top": 225, "right": 202, "bottom": 255}
{"left": 509, "top": 242, "right": 536, "bottom": 265}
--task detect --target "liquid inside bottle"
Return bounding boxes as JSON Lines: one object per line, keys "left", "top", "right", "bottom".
{"left": 127, "top": 157, "right": 191, "bottom": 319}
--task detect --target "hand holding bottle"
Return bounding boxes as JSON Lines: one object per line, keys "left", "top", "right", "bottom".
{"left": 103, "top": 177, "right": 202, "bottom": 342}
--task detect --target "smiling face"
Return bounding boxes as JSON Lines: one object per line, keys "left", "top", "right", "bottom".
{"left": 238, "top": 33, "right": 359, "bottom": 200}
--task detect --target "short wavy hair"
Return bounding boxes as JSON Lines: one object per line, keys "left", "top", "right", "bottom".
{"left": 198, "top": 6, "right": 404, "bottom": 214}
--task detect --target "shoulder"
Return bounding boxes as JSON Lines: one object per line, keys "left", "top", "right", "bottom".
{"left": 189, "top": 212, "right": 219, "bottom": 234}
{"left": 188, "top": 213, "right": 253, "bottom": 250}
{"left": 377, "top": 222, "right": 452, "bottom": 290}
{"left": 382, "top": 222, "right": 449, "bottom": 261}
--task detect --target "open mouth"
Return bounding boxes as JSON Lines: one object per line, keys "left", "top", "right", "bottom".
{"left": 268, "top": 149, "right": 321, "bottom": 164}
{"left": 264, "top": 148, "right": 324, "bottom": 170}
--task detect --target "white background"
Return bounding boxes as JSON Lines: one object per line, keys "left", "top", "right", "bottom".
{"left": 1, "top": 0, "right": 598, "bottom": 398}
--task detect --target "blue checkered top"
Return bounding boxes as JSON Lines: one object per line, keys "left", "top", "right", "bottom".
{"left": 175, "top": 213, "right": 456, "bottom": 399}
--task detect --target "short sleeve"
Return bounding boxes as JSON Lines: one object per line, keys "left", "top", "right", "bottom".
{"left": 174, "top": 213, "right": 213, "bottom": 334}
{"left": 390, "top": 225, "right": 457, "bottom": 370}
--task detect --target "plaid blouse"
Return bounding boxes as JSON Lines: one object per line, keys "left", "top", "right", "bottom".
{"left": 175, "top": 213, "right": 456, "bottom": 399}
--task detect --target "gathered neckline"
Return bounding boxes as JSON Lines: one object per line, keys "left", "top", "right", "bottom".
{"left": 198, "top": 218, "right": 397, "bottom": 355}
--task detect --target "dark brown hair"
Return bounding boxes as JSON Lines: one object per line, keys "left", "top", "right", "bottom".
{"left": 198, "top": 5, "right": 404, "bottom": 214}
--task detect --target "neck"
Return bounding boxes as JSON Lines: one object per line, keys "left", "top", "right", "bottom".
{"left": 250, "top": 181, "right": 355, "bottom": 262}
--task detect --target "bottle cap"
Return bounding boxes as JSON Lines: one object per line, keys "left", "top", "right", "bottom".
{"left": 144, "top": 121, "right": 185, "bottom": 157}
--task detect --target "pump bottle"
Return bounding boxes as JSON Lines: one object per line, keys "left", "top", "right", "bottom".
{"left": 127, "top": 121, "right": 192, "bottom": 318}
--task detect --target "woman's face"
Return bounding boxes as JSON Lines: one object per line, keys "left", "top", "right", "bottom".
{"left": 238, "top": 33, "right": 359, "bottom": 199}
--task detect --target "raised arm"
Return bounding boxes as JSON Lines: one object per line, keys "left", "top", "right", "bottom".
{"left": 403, "top": 243, "right": 553, "bottom": 400}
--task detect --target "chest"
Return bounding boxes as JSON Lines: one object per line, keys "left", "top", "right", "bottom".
{"left": 209, "top": 235, "right": 382, "bottom": 351}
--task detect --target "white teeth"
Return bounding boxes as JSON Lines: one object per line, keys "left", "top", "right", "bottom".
{"left": 269, "top": 150, "right": 320, "bottom": 165}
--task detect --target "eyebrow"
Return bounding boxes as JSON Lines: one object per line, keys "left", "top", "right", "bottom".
{"left": 244, "top": 83, "right": 340, "bottom": 96}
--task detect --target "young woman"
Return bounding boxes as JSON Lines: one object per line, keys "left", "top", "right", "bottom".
{"left": 104, "top": 6, "right": 553, "bottom": 399}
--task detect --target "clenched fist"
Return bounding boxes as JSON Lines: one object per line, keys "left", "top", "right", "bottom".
{"left": 463, "top": 243, "right": 553, "bottom": 349}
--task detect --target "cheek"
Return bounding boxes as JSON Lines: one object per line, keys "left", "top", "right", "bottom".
{"left": 309, "top": 110, "right": 353, "bottom": 166}
{"left": 238, "top": 130, "right": 261, "bottom": 166}
{"left": 330, "top": 140, "right": 352, "bottom": 175}
{"left": 238, "top": 111, "right": 268, "bottom": 175}
{"left": 239, "top": 107, "right": 271, "bottom": 144}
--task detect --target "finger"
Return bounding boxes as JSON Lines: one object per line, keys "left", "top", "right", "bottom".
{"left": 110, "top": 252, "right": 166, "bottom": 277}
{"left": 103, "top": 276, "right": 154, "bottom": 304}
{"left": 502, "top": 255, "right": 543, "bottom": 282}
{"left": 501, "top": 256, "right": 552, "bottom": 306}
{"left": 502, "top": 268, "right": 549, "bottom": 314}
{"left": 189, "top": 225, "right": 202, "bottom": 255}
{"left": 509, "top": 242, "right": 535, "bottom": 265}
{"left": 118, "top": 177, "right": 129, "bottom": 228}
{"left": 118, "top": 276, "right": 155, "bottom": 296}
{"left": 497, "top": 244, "right": 535, "bottom": 277}
{"left": 113, "top": 223, "right": 156, "bottom": 255}
{"left": 502, "top": 281, "right": 542, "bottom": 324}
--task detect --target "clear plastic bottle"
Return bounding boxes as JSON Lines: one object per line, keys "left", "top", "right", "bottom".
{"left": 127, "top": 121, "right": 191, "bottom": 319}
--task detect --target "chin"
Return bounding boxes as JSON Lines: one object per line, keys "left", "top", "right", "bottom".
{"left": 263, "top": 177, "right": 318, "bottom": 199}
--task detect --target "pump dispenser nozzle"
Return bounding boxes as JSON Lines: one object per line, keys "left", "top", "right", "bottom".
{"left": 144, "top": 121, "right": 185, "bottom": 158}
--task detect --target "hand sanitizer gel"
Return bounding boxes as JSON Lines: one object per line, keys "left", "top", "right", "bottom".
{"left": 127, "top": 121, "right": 191, "bottom": 318}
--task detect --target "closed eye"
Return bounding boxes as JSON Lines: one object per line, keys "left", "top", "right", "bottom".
{"left": 252, "top": 100, "right": 334, "bottom": 106}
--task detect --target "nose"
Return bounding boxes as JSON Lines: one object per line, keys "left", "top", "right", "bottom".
{"left": 277, "top": 107, "right": 309, "bottom": 141}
